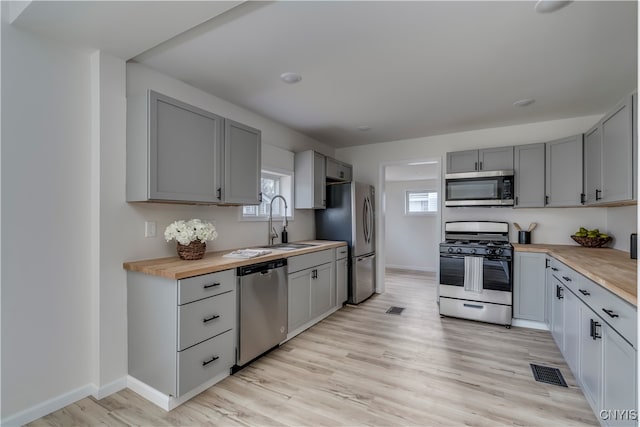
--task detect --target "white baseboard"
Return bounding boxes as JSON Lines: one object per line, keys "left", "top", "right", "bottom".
{"left": 1, "top": 384, "right": 94, "bottom": 427}
{"left": 92, "top": 376, "right": 127, "bottom": 400}
{"left": 385, "top": 264, "right": 436, "bottom": 273}
{"left": 127, "top": 372, "right": 230, "bottom": 411}
{"left": 511, "top": 318, "right": 549, "bottom": 331}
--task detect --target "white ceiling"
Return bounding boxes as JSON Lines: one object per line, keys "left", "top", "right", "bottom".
{"left": 11, "top": 1, "right": 637, "bottom": 149}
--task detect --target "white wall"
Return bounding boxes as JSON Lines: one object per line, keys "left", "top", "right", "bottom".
{"left": 337, "top": 116, "right": 638, "bottom": 285}
{"left": 1, "top": 11, "right": 94, "bottom": 418}
{"left": 385, "top": 180, "right": 439, "bottom": 272}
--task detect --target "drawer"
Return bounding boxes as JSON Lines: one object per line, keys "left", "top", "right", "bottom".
{"left": 579, "top": 278, "right": 637, "bottom": 348}
{"left": 178, "top": 269, "right": 235, "bottom": 305}
{"left": 177, "top": 329, "right": 235, "bottom": 397}
{"left": 178, "top": 290, "right": 236, "bottom": 351}
{"left": 288, "top": 249, "right": 334, "bottom": 274}
{"left": 335, "top": 245, "right": 348, "bottom": 260}
{"left": 551, "top": 260, "right": 580, "bottom": 288}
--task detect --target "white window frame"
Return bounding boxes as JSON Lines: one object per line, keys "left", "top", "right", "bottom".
{"left": 240, "top": 168, "right": 294, "bottom": 222}
{"left": 405, "top": 189, "right": 438, "bottom": 215}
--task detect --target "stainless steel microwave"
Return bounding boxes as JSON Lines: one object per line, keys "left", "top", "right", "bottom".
{"left": 445, "top": 170, "right": 514, "bottom": 207}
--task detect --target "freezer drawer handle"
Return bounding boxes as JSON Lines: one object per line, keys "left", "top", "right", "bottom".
{"left": 203, "top": 282, "right": 221, "bottom": 289}
{"left": 203, "top": 314, "right": 220, "bottom": 323}
{"left": 602, "top": 308, "right": 619, "bottom": 318}
{"left": 463, "top": 303, "right": 484, "bottom": 309}
{"left": 202, "top": 355, "right": 220, "bottom": 367}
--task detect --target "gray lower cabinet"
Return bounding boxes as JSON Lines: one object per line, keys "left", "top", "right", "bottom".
{"left": 336, "top": 246, "right": 348, "bottom": 305}
{"left": 545, "top": 135, "right": 584, "bottom": 207}
{"left": 446, "top": 146, "right": 514, "bottom": 173}
{"left": 548, "top": 256, "right": 637, "bottom": 426}
{"left": 295, "top": 150, "right": 326, "bottom": 209}
{"left": 550, "top": 275, "right": 565, "bottom": 353}
{"left": 513, "top": 252, "right": 546, "bottom": 321}
{"left": 287, "top": 249, "right": 336, "bottom": 335}
{"left": 584, "top": 94, "right": 635, "bottom": 206}
{"left": 127, "top": 269, "right": 236, "bottom": 398}
{"left": 127, "top": 90, "right": 261, "bottom": 204}
{"left": 513, "top": 143, "right": 546, "bottom": 208}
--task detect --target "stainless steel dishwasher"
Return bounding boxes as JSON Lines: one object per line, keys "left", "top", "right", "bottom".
{"left": 236, "top": 258, "right": 287, "bottom": 367}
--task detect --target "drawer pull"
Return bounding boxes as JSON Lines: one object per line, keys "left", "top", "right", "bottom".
{"left": 203, "top": 314, "right": 220, "bottom": 323}
{"left": 602, "top": 308, "right": 619, "bottom": 318}
{"left": 203, "top": 282, "right": 221, "bottom": 290}
{"left": 202, "top": 355, "right": 220, "bottom": 367}
{"left": 579, "top": 289, "right": 591, "bottom": 296}
{"left": 463, "top": 303, "right": 484, "bottom": 309}
{"left": 551, "top": 267, "right": 559, "bottom": 271}
{"left": 562, "top": 276, "right": 572, "bottom": 282}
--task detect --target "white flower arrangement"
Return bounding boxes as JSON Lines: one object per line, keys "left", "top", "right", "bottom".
{"left": 164, "top": 219, "right": 218, "bottom": 246}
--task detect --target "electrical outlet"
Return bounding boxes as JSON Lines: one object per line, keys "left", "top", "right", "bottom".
{"left": 144, "top": 221, "right": 156, "bottom": 238}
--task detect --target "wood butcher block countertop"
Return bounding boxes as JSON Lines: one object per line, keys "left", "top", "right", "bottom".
{"left": 123, "top": 240, "right": 347, "bottom": 280}
{"left": 513, "top": 243, "right": 637, "bottom": 306}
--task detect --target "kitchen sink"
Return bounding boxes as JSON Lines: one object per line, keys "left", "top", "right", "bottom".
{"left": 269, "top": 243, "right": 317, "bottom": 251}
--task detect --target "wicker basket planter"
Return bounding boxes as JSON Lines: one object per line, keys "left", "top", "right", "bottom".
{"left": 176, "top": 240, "right": 206, "bottom": 260}
{"left": 571, "top": 235, "right": 612, "bottom": 248}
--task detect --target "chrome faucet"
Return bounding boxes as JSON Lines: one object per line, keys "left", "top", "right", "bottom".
{"left": 268, "top": 195, "right": 288, "bottom": 246}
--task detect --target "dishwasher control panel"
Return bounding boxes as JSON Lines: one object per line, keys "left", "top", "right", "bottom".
{"left": 237, "top": 258, "right": 287, "bottom": 276}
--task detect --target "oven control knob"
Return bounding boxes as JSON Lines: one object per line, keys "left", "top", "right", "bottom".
{"left": 497, "top": 248, "right": 504, "bottom": 255}
{"left": 470, "top": 248, "right": 476, "bottom": 254}
{"left": 456, "top": 248, "right": 462, "bottom": 254}
{"left": 448, "top": 247, "right": 454, "bottom": 253}
{"left": 487, "top": 248, "right": 496, "bottom": 255}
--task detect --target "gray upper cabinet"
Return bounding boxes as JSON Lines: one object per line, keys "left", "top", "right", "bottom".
{"left": 583, "top": 125, "right": 603, "bottom": 205}
{"left": 223, "top": 119, "right": 261, "bottom": 205}
{"left": 295, "top": 150, "right": 326, "bottom": 209}
{"left": 513, "top": 252, "right": 546, "bottom": 322}
{"left": 127, "top": 90, "right": 261, "bottom": 205}
{"left": 447, "top": 147, "right": 513, "bottom": 173}
{"left": 545, "top": 135, "right": 584, "bottom": 207}
{"left": 326, "top": 157, "right": 352, "bottom": 182}
{"left": 584, "top": 94, "right": 635, "bottom": 206}
{"left": 128, "top": 90, "right": 224, "bottom": 203}
{"left": 446, "top": 150, "right": 479, "bottom": 173}
{"left": 514, "top": 143, "right": 545, "bottom": 208}
{"left": 480, "top": 146, "right": 514, "bottom": 171}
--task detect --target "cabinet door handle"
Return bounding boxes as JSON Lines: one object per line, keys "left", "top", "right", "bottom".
{"left": 479, "top": 161, "right": 483, "bottom": 170}
{"left": 602, "top": 308, "right": 619, "bottom": 318}
{"left": 545, "top": 258, "right": 550, "bottom": 268}
{"left": 562, "top": 276, "right": 572, "bottom": 282}
{"left": 580, "top": 193, "right": 586, "bottom": 204}
{"left": 474, "top": 162, "right": 478, "bottom": 171}
{"left": 312, "top": 269, "right": 318, "bottom": 279}
{"left": 590, "top": 319, "right": 601, "bottom": 340}
{"left": 595, "top": 189, "right": 601, "bottom": 201}
{"left": 217, "top": 187, "right": 222, "bottom": 200}
{"left": 258, "top": 192, "right": 263, "bottom": 202}
{"left": 545, "top": 195, "right": 549, "bottom": 205}
{"left": 556, "top": 285, "right": 564, "bottom": 299}
{"left": 579, "top": 289, "right": 590, "bottom": 296}
{"left": 202, "top": 355, "right": 220, "bottom": 367}
{"left": 203, "top": 314, "right": 220, "bottom": 323}
{"left": 515, "top": 196, "right": 519, "bottom": 206}
{"left": 203, "top": 282, "right": 221, "bottom": 289}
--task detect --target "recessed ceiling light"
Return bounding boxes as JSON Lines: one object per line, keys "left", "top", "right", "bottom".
{"left": 280, "top": 72, "right": 302, "bottom": 84}
{"left": 534, "top": 1, "right": 573, "bottom": 13}
{"left": 513, "top": 98, "right": 536, "bottom": 107}
{"left": 357, "top": 126, "right": 371, "bottom": 132}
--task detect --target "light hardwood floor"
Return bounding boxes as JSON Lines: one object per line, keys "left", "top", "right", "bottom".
{"left": 28, "top": 269, "right": 598, "bottom": 426}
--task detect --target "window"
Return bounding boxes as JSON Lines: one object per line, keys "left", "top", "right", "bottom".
{"left": 405, "top": 190, "right": 438, "bottom": 214}
{"left": 242, "top": 170, "right": 293, "bottom": 220}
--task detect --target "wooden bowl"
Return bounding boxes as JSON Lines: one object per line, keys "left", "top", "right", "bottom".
{"left": 571, "top": 235, "right": 612, "bottom": 248}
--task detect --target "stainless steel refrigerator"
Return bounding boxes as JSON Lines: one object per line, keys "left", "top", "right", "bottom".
{"left": 315, "top": 181, "right": 375, "bottom": 304}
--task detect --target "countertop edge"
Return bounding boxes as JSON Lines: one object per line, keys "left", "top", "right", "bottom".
{"left": 513, "top": 243, "right": 637, "bottom": 306}
{"left": 123, "top": 240, "right": 348, "bottom": 280}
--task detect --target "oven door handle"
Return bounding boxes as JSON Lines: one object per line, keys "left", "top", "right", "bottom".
{"left": 440, "top": 255, "right": 466, "bottom": 260}
{"left": 485, "top": 257, "right": 511, "bottom": 262}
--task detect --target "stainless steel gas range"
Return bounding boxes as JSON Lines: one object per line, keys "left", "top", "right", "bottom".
{"left": 439, "top": 221, "right": 513, "bottom": 327}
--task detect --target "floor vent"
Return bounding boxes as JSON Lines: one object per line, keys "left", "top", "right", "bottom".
{"left": 386, "top": 306, "right": 405, "bottom": 315}
{"left": 530, "top": 364, "right": 568, "bottom": 387}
